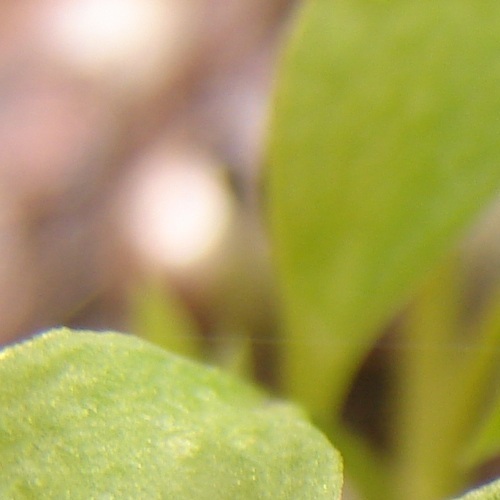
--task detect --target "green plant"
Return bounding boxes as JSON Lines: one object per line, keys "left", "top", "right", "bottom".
{"left": 3, "top": 1, "right": 500, "bottom": 498}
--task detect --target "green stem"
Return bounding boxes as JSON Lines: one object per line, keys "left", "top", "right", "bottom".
{"left": 329, "top": 423, "right": 392, "bottom": 500}
{"left": 394, "top": 257, "right": 466, "bottom": 500}
{"left": 455, "top": 282, "right": 500, "bottom": 467}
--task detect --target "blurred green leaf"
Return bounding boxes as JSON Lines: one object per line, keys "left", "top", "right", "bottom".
{"left": 267, "top": 0, "right": 500, "bottom": 416}
{"left": 0, "top": 328, "right": 342, "bottom": 499}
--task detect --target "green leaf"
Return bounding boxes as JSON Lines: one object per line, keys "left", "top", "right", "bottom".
{"left": 455, "top": 479, "right": 500, "bottom": 499}
{"left": 0, "top": 328, "right": 342, "bottom": 499}
{"left": 267, "top": 0, "right": 500, "bottom": 415}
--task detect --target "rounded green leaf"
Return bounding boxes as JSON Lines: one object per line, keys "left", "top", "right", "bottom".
{"left": 0, "top": 328, "right": 342, "bottom": 499}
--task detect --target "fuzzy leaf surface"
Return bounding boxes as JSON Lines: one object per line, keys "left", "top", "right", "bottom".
{"left": 0, "top": 328, "right": 342, "bottom": 499}
{"left": 455, "top": 479, "right": 500, "bottom": 499}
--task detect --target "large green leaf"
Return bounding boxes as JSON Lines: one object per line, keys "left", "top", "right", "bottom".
{"left": 0, "top": 328, "right": 342, "bottom": 499}
{"left": 267, "top": 0, "right": 500, "bottom": 415}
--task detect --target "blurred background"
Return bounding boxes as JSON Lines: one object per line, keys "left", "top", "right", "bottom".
{"left": 0, "top": 0, "right": 299, "bottom": 385}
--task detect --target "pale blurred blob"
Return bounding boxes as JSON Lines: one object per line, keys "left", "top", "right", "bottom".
{"left": 40, "top": 0, "right": 193, "bottom": 93}
{"left": 123, "top": 150, "right": 234, "bottom": 270}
